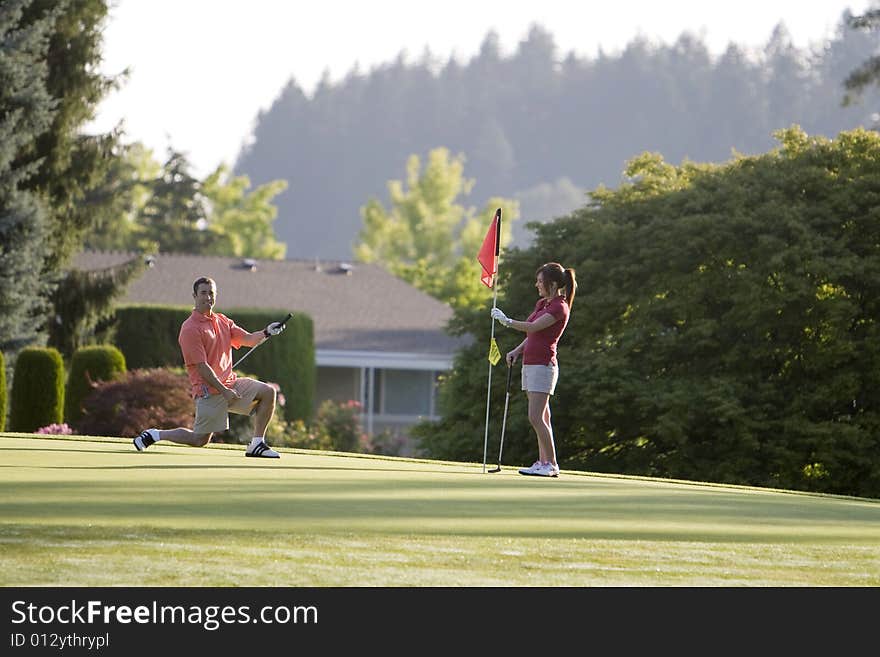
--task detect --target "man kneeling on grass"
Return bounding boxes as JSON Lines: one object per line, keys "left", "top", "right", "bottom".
{"left": 133, "top": 276, "right": 284, "bottom": 458}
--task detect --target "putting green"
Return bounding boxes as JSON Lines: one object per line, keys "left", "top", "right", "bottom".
{"left": 1, "top": 434, "right": 878, "bottom": 586}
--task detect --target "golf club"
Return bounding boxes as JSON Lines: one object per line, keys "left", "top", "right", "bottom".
{"left": 488, "top": 363, "right": 514, "bottom": 473}
{"left": 232, "top": 312, "right": 293, "bottom": 369}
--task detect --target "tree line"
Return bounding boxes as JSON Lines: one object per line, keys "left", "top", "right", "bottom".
{"left": 236, "top": 12, "right": 880, "bottom": 261}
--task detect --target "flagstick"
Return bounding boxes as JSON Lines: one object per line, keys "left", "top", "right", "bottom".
{"left": 482, "top": 274, "right": 498, "bottom": 474}
{"left": 478, "top": 207, "right": 502, "bottom": 475}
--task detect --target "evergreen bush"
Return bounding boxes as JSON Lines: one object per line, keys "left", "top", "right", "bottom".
{"left": 65, "top": 345, "right": 127, "bottom": 425}
{"left": 9, "top": 347, "right": 65, "bottom": 432}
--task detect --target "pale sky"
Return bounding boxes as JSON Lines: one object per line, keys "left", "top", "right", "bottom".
{"left": 87, "top": 0, "right": 874, "bottom": 177}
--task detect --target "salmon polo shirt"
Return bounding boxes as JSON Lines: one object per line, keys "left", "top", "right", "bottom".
{"left": 178, "top": 310, "right": 249, "bottom": 399}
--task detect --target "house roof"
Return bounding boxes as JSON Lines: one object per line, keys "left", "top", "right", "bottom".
{"left": 73, "top": 251, "right": 469, "bottom": 357}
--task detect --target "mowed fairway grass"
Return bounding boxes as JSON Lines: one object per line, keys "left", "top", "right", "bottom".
{"left": 1, "top": 434, "right": 878, "bottom": 586}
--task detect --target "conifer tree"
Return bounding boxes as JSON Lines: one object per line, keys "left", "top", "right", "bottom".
{"left": 48, "top": 256, "right": 146, "bottom": 359}
{"left": 0, "top": 0, "right": 55, "bottom": 353}
{"left": 1, "top": 0, "right": 122, "bottom": 356}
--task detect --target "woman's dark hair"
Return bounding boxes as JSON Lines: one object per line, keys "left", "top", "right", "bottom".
{"left": 537, "top": 262, "right": 577, "bottom": 307}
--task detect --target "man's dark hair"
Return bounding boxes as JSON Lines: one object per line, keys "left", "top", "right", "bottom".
{"left": 193, "top": 277, "right": 216, "bottom": 295}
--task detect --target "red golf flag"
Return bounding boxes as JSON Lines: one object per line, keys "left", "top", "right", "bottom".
{"left": 478, "top": 208, "right": 502, "bottom": 288}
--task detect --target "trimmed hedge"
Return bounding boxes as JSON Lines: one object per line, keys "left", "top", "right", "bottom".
{"left": 9, "top": 346, "right": 65, "bottom": 432}
{"left": 65, "top": 345, "right": 127, "bottom": 425}
{"left": 0, "top": 350, "right": 6, "bottom": 432}
{"left": 111, "top": 304, "right": 315, "bottom": 422}
{"left": 113, "top": 305, "right": 190, "bottom": 369}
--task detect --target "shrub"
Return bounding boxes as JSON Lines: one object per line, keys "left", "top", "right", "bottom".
{"left": 222, "top": 397, "right": 363, "bottom": 452}
{"left": 0, "top": 350, "right": 6, "bottom": 432}
{"left": 365, "top": 430, "right": 410, "bottom": 457}
{"left": 9, "top": 347, "right": 65, "bottom": 432}
{"left": 65, "top": 345, "right": 127, "bottom": 425}
{"left": 174, "top": 390, "right": 407, "bottom": 456}
{"left": 266, "top": 418, "right": 334, "bottom": 451}
{"left": 314, "top": 399, "right": 366, "bottom": 453}
{"left": 76, "top": 368, "right": 193, "bottom": 437}
{"left": 36, "top": 423, "right": 75, "bottom": 435}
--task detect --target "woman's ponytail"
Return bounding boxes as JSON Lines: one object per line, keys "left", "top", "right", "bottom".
{"left": 564, "top": 268, "right": 577, "bottom": 307}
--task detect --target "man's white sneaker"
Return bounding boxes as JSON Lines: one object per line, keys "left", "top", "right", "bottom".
{"left": 245, "top": 440, "right": 280, "bottom": 458}
{"left": 518, "top": 460, "right": 544, "bottom": 476}
{"left": 133, "top": 429, "right": 157, "bottom": 451}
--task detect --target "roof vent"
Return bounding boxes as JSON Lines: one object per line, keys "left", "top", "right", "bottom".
{"left": 240, "top": 258, "right": 257, "bottom": 272}
{"left": 337, "top": 262, "right": 353, "bottom": 275}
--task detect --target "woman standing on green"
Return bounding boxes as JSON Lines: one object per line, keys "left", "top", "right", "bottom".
{"left": 491, "top": 262, "right": 577, "bottom": 477}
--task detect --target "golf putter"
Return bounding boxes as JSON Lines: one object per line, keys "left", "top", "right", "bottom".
{"left": 232, "top": 312, "right": 293, "bottom": 369}
{"left": 488, "top": 364, "right": 514, "bottom": 473}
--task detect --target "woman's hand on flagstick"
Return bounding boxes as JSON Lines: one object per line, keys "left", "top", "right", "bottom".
{"left": 491, "top": 307, "right": 513, "bottom": 327}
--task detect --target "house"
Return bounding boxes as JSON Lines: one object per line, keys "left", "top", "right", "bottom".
{"left": 73, "top": 251, "right": 470, "bottom": 439}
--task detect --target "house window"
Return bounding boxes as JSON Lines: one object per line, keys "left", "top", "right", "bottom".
{"left": 373, "top": 369, "right": 434, "bottom": 416}
{"left": 316, "top": 367, "right": 360, "bottom": 405}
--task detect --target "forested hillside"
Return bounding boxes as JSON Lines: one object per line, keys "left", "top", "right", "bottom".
{"left": 235, "top": 15, "right": 880, "bottom": 259}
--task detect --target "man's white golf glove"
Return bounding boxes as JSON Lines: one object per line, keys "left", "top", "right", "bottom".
{"left": 264, "top": 321, "right": 285, "bottom": 338}
{"left": 491, "top": 307, "right": 513, "bottom": 327}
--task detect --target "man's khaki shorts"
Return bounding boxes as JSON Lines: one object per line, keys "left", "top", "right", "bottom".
{"left": 192, "top": 377, "right": 264, "bottom": 434}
